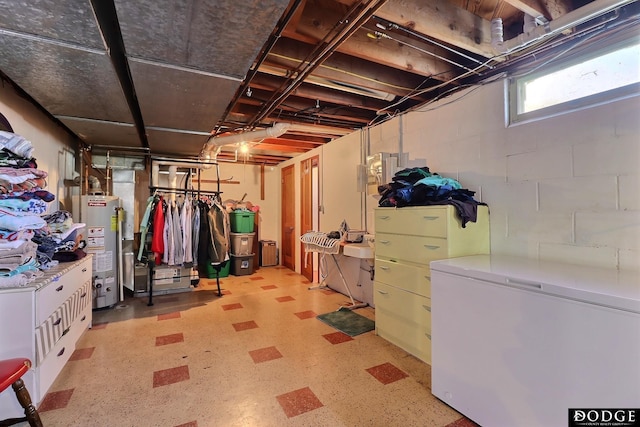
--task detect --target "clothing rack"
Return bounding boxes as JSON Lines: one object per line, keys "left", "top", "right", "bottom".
{"left": 144, "top": 162, "right": 227, "bottom": 306}
{"left": 149, "top": 185, "right": 222, "bottom": 198}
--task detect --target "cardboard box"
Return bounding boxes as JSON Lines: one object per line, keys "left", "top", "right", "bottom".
{"left": 259, "top": 240, "right": 278, "bottom": 267}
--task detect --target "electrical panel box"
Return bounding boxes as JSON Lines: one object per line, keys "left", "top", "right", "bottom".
{"left": 366, "top": 152, "right": 399, "bottom": 195}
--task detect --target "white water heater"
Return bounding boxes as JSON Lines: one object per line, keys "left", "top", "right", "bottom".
{"left": 81, "top": 195, "right": 121, "bottom": 309}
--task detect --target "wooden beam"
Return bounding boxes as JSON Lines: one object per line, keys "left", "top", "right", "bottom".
{"left": 232, "top": 103, "right": 373, "bottom": 125}
{"left": 337, "top": 0, "right": 496, "bottom": 58}
{"left": 239, "top": 85, "right": 386, "bottom": 115}
{"left": 253, "top": 142, "right": 310, "bottom": 153}
{"left": 502, "top": 0, "right": 572, "bottom": 21}
{"left": 250, "top": 72, "right": 393, "bottom": 111}
{"left": 260, "top": 137, "right": 324, "bottom": 149}
{"left": 267, "top": 38, "right": 430, "bottom": 97}
{"left": 291, "top": 1, "right": 461, "bottom": 79}
{"left": 503, "top": 0, "right": 549, "bottom": 19}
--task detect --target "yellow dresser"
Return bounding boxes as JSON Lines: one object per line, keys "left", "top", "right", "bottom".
{"left": 374, "top": 205, "right": 489, "bottom": 364}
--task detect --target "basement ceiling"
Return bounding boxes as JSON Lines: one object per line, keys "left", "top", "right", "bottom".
{"left": 0, "top": 0, "right": 637, "bottom": 165}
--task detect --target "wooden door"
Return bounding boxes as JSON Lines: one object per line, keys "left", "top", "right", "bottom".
{"left": 281, "top": 164, "right": 295, "bottom": 270}
{"left": 300, "top": 156, "right": 318, "bottom": 281}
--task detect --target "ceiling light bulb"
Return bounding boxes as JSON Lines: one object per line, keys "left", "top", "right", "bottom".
{"left": 239, "top": 143, "right": 249, "bottom": 154}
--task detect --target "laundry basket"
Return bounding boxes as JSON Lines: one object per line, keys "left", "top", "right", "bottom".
{"left": 299, "top": 231, "right": 341, "bottom": 255}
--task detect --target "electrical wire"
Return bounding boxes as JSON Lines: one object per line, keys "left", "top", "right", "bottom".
{"left": 375, "top": 7, "right": 636, "bottom": 116}
{"left": 372, "top": 16, "right": 490, "bottom": 68}
{"left": 364, "top": 28, "right": 482, "bottom": 74}
{"left": 267, "top": 52, "right": 416, "bottom": 92}
{"left": 370, "top": 13, "right": 638, "bottom": 128}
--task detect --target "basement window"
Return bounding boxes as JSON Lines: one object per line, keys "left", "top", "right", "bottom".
{"left": 508, "top": 35, "right": 640, "bottom": 125}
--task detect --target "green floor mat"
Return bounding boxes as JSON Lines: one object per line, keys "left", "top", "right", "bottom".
{"left": 316, "top": 307, "right": 375, "bottom": 337}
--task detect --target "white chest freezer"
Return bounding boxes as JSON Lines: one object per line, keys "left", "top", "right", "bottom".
{"left": 430, "top": 255, "right": 640, "bottom": 427}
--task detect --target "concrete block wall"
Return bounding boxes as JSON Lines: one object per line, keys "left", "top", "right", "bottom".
{"left": 369, "top": 80, "right": 640, "bottom": 271}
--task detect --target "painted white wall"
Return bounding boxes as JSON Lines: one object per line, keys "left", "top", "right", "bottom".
{"left": 375, "top": 80, "right": 640, "bottom": 271}
{"left": 0, "top": 81, "right": 78, "bottom": 213}
{"left": 279, "top": 130, "right": 366, "bottom": 273}
{"left": 3, "top": 64, "right": 637, "bottom": 273}
{"left": 319, "top": 130, "right": 364, "bottom": 233}
{"left": 197, "top": 161, "right": 280, "bottom": 242}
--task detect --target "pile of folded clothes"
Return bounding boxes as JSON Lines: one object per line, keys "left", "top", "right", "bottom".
{"left": 35, "top": 210, "right": 86, "bottom": 263}
{"left": 377, "top": 166, "right": 487, "bottom": 228}
{"left": 0, "top": 130, "right": 51, "bottom": 287}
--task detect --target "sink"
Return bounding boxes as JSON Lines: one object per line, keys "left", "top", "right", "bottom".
{"left": 343, "top": 242, "right": 374, "bottom": 259}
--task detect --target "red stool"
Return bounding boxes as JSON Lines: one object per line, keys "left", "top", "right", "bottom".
{"left": 0, "top": 358, "right": 43, "bottom": 427}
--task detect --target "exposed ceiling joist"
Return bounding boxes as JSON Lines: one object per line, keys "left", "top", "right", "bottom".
{"left": 0, "top": 0, "right": 634, "bottom": 166}
{"left": 502, "top": 0, "right": 573, "bottom": 20}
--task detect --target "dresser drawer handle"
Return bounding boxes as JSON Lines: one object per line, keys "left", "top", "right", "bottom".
{"left": 57, "top": 347, "right": 66, "bottom": 357}
{"left": 425, "top": 333, "right": 432, "bottom": 340}
{"left": 53, "top": 318, "right": 62, "bottom": 326}
{"left": 424, "top": 275, "right": 431, "bottom": 280}
{"left": 422, "top": 305, "right": 431, "bottom": 312}
{"left": 379, "top": 240, "right": 390, "bottom": 244}
{"left": 423, "top": 216, "right": 439, "bottom": 220}
{"left": 379, "top": 266, "right": 390, "bottom": 271}
{"left": 80, "top": 292, "right": 87, "bottom": 298}
{"left": 81, "top": 315, "right": 86, "bottom": 322}
{"left": 56, "top": 285, "right": 64, "bottom": 292}
{"left": 379, "top": 215, "right": 390, "bottom": 220}
{"left": 82, "top": 268, "right": 87, "bottom": 273}
{"left": 424, "top": 245, "right": 439, "bottom": 250}
{"left": 376, "top": 290, "right": 388, "bottom": 295}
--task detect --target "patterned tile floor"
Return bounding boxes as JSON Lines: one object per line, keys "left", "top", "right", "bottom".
{"left": 35, "top": 266, "right": 478, "bottom": 427}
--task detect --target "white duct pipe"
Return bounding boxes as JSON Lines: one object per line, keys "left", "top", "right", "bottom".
{"left": 87, "top": 175, "right": 102, "bottom": 194}
{"left": 200, "top": 122, "right": 291, "bottom": 163}
{"left": 492, "top": 0, "right": 634, "bottom": 54}
{"left": 151, "top": 163, "right": 160, "bottom": 187}
{"left": 168, "top": 165, "right": 177, "bottom": 202}
{"left": 149, "top": 123, "right": 292, "bottom": 184}
{"left": 523, "top": 14, "right": 538, "bottom": 34}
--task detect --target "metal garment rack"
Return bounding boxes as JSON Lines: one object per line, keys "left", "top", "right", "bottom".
{"left": 145, "top": 176, "right": 226, "bottom": 306}
{"left": 300, "top": 232, "right": 367, "bottom": 311}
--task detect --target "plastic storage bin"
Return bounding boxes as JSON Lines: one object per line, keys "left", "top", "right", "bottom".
{"left": 202, "top": 260, "right": 230, "bottom": 279}
{"left": 230, "top": 210, "right": 255, "bottom": 233}
{"left": 259, "top": 240, "right": 278, "bottom": 266}
{"left": 230, "top": 232, "right": 256, "bottom": 255}
{"left": 230, "top": 254, "right": 254, "bottom": 276}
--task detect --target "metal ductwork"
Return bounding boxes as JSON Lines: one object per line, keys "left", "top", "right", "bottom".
{"left": 199, "top": 122, "right": 291, "bottom": 163}
{"left": 491, "top": 0, "right": 635, "bottom": 54}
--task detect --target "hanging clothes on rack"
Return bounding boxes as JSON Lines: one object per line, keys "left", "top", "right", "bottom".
{"left": 137, "top": 193, "right": 157, "bottom": 262}
{"left": 151, "top": 195, "right": 164, "bottom": 264}
{"left": 197, "top": 200, "right": 210, "bottom": 266}
{"left": 139, "top": 186, "right": 229, "bottom": 270}
{"left": 191, "top": 200, "right": 200, "bottom": 267}
{"left": 171, "top": 200, "right": 184, "bottom": 265}
{"left": 181, "top": 198, "right": 193, "bottom": 264}
{"left": 163, "top": 199, "right": 173, "bottom": 265}
{"left": 207, "top": 200, "right": 230, "bottom": 264}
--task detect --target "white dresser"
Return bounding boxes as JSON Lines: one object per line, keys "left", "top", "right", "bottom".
{"left": 374, "top": 205, "right": 489, "bottom": 363}
{"left": 0, "top": 256, "right": 92, "bottom": 416}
